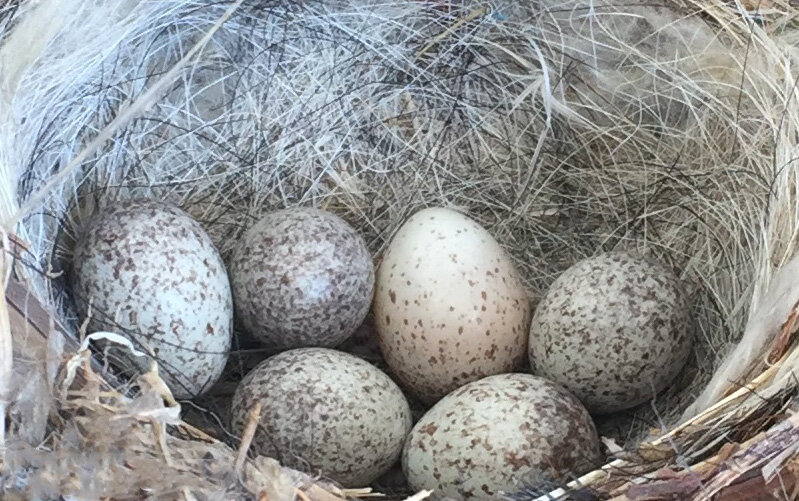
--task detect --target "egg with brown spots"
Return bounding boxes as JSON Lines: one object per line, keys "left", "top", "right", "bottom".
{"left": 374, "top": 207, "right": 531, "bottom": 404}
{"left": 71, "top": 199, "right": 232, "bottom": 399}
{"left": 230, "top": 348, "right": 412, "bottom": 487}
{"left": 528, "top": 251, "right": 694, "bottom": 414}
{"left": 229, "top": 208, "right": 374, "bottom": 351}
{"left": 402, "top": 374, "right": 602, "bottom": 500}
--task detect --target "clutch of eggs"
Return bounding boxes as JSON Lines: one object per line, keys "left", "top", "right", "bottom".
{"left": 230, "top": 348, "right": 412, "bottom": 487}
{"left": 529, "top": 251, "right": 694, "bottom": 414}
{"left": 374, "top": 207, "right": 531, "bottom": 404}
{"left": 228, "top": 208, "right": 374, "bottom": 351}
{"left": 71, "top": 199, "right": 233, "bottom": 399}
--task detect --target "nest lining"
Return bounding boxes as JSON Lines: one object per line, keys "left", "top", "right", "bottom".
{"left": 1, "top": 0, "right": 799, "bottom": 499}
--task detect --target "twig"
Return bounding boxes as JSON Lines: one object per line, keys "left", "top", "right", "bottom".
{"left": 176, "top": 421, "right": 218, "bottom": 443}
{"left": 153, "top": 416, "right": 197, "bottom": 501}
{"left": 153, "top": 417, "right": 172, "bottom": 465}
{"left": 235, "top": 401, "right": 263, "bottom": 474}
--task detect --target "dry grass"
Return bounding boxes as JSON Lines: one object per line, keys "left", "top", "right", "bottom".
{"left": 1, "top": 0, "right": 799, "bottom": 499}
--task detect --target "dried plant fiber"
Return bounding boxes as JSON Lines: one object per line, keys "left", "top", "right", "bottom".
{"left": 2, "top": 0, "right": 799, "bottom": 499}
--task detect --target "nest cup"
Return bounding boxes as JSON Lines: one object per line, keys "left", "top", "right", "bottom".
{"left": 3, "top": 1, "right": 799, "bottom": 499}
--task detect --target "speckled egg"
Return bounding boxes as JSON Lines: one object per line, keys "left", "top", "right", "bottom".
{"left": 374, "top": 207, "right": 531, "bottom": 404}
{"left": 71, "top": 200, "right": 232, "bottom": 399}
{"left": 229, "top": 208, "right": 374, "bottom": 351}
{"left": 402, "top": 374, "right": 602, "bottom": 501}
{"left": 528, "top": 251, "right": 694, "bottom": 414}
{"left": 230, "top": 348, "right": 412, "bottom": 487}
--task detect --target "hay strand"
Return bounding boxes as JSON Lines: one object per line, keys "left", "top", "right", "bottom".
{"left": 0, "top": 231, "right": 12, "bottom": 469}
{"left": 2, "top": 0, "right": 799, "bottom": 499}
{"left": 684, "top": 253, "right": 799, "bottom": 420}
{"left": 5, "top": 0, "right": 244, "bottom": 230}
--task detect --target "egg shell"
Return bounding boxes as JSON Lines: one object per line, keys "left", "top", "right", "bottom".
{"left": 528, "top": 251, "right": 694, "bottom": 414}
{"left": 229, "top": 208, "right": 374, "bottom": 351}
{"left": 402, "top": 373, "right": 603, "bottom": 500}
{"left": 374, "top": 207, "right": 531, "bottom": 404}
{"left": 230, "top": 348, "right": 412, "bottom": 487}
{"left": 71, "top": 200, "right": 232, "bottom": 399}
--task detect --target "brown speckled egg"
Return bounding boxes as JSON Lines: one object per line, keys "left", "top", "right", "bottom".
{"left": 229, "top": 208, "right": 374, "bottom": 351}
{"left": 528, "top": 251, "right": 694, "bottom": 414}
{"left": 374, "top": 207, "right": 531, "bottom": 404}
{"left": 230, "top": 348, "right": 412, "bottom": 487}
{"left": 71, "top": 200, "right": 232, "bottom": 399}
{"left": 402, "top": 374, "right": 602, "bottom": 500}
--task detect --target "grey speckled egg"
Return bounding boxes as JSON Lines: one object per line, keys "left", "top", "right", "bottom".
{"left": 230, "top": 348, "right": 412, "bottom": 487}
{"left": 71, "top": 200, "right": 232, "bottom": 399}
{"left": 374, "top": 207, "right": 531, "bottom": 404}
{"left": 402, "top": 374, "right": 602, "bottom": 501}
{"left": 528, "top": 251, "right": 694, "bottom": 414}
{"left": 229, "top": 208, "right": 374, "bottom": 351}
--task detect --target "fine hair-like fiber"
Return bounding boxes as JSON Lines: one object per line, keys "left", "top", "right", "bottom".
{"left": 2, "top": 1, "right": 799, "bottom": 499}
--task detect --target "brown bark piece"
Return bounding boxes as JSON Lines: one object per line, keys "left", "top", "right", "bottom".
{"left": 626, "top": 474, "right": 702, "bottom": 500}
{"left": 768, "top": 300, "right": 799, "bottom": 363}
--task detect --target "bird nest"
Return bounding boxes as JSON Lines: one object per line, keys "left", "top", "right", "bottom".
{"left": 2, "top": 0, "right": 799, "bottom": 499}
